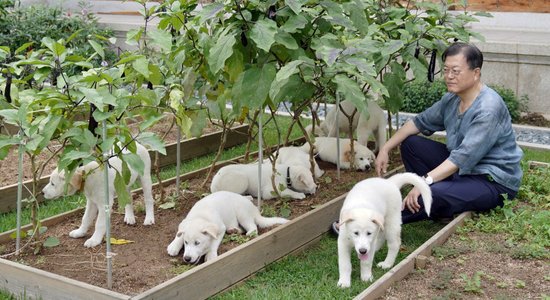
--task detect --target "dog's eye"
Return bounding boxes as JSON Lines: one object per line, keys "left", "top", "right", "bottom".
{"left": 359, "top": 158, "right": 364, "bottom": 160}
{"left": 367, "top": 232, "right": 372, "bottom": 236}
{"left": 194, "top": 241, "right": 200, "bottom": 246}
{"left": 184, "top": 241, "right": 188, "bottom": 245}
{"left": 353, "top": 231, "right": 359, "bottom": 236}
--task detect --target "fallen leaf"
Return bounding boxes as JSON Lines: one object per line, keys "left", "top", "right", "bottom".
{"left": 110, "top": 238, "right": 135, "bottom": 245}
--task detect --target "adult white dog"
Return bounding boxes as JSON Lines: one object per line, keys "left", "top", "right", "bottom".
{"left": 306, "top": 100, "right": 387, "bottom": 152}
{"left": 42, "top": 142, "right": 155, "bottom": 248}
{"left": 275, "top": 146, "right": 324, "bottom": 178}
{"left": 167, "top": 191, "right": 288, "bottom": 264}
{"left": 210, "top": 162, "right": 317, "bottom": 200}
{"left": 300, "top": 137, "right": 375, "bottom": 171}
{"left": 337, "top": 172, "right": 432, "bottom": 288}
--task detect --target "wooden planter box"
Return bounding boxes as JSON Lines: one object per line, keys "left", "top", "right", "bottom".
{"left": 0, "top": 162, "right": 469, "bottom": 300}
{"left": 0, "top": 124, "right": 249, "bottom": 213}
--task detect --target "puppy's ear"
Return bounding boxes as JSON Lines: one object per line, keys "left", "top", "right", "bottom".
{"left": 339, "top": 210, "right": 354, "bottom": 225}
{"left": 202, "top": 223, "right": 219, "bottom": 239}
{"left": 371, "top": 212, "right": 385, "bottom": 231}
{"left": 343, "top": 150, "right": 352, "bottom": 163}
{"left": 69, "top": 169, "right": 84, "bottom": 192}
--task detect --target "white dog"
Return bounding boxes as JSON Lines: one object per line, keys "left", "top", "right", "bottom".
{"left": 210, "top": 162, "right": 317, "bottom": 200}
{"left": 337, "top": 172, "right": 433, "bottom": 288}
{"left": 275, "top": 146, "right": 324, "bottom": 178}
{"left": 42, "top": 142, "right": 155, "bottom": 248}
{"left": 167, "top": 191, "right": 288, "bottom": 264}
{"left": 306, "top": 100, "right": 387, "bottom": 152}
{"left": 300, "top": 137, "right": 375, "bottom": 171}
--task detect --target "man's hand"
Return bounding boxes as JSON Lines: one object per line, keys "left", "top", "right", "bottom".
{"left": 375, "top": 150, "right": 389, "bottom": 177}
{"left": 403, "top": 187, "right": 422, "bottom": 213}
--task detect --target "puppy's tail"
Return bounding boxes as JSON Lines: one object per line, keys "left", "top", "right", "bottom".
{"left": 387, "top": 172, "right": 433, "bottom": 216}
{"left": 255, "top": 215, "right": 289, "bottom": 228}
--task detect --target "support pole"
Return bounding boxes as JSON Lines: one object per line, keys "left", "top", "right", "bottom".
{"left": 102, "top": 121, "right": 113, "bottom": 289}
{"left": 257, "top": 109, "right": 263, "bottom": 210}
{"left": 15, "top": 129, "right": 24, "bottom": 254}
{"left": 176, "top": 128, "right": 181, "bottom": 198}
{"left": 335, "top": 93, "right": 341, "bottom": 180}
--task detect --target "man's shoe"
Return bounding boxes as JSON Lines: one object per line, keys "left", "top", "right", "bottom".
{"left": 330, "top": 221, "right": 340, "bottom": 236}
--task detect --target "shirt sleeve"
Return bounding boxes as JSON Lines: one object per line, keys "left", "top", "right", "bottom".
{"left": 413, "top": 98, "right": 447, "bottom": 136}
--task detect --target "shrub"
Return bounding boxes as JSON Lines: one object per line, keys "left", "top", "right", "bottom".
{"left": 401, "top": 79, "right": 527, "bottom": 122}
{"left": 0, "top": 3, "right": 116, "bottom": 71}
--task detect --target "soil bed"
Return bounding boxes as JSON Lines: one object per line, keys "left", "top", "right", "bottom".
{"left": 0, "top": 150, "right": 402, "bottom": 296}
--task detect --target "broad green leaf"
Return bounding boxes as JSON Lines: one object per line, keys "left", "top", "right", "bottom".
{"left": 285, "top": 0, "right": 304, "bottom": 14}
{"left": 225, "top": 49, "right": 244, "bottom": 83}
{"left": 333, "top": 75, "right": 366, "bottom": 115}
{"left": 382, "top": 72, "right": 404, "bottom": 113}
{"left": 196, "top": 2, "right": 225, "bottom": 23}
{"left": 381, "top": 40, "right": 405, "bottom": 57}
{"left": 208, "top": 28, "right": 236, "bottom": 74}
{"left": 126, "top": 28, "right": 143, "bottom": 46}
{"left": 0, "top": 109, "right": 19, "bottom": 125}
{"left": 281, "top": 15, "right": 308, "bottom": 33}
{"left": 61, "top": 150, "right": 93, "bottom": 162}
{"left": 138, "top": 114, "right": 164, "bottom": 132}
{"left": 132, "top": 57, "right": 150, "bottom": 78}
{"left": 0, "top": 136, "right": 20, "bottom": 149}
{"left": 275, "top": 31, "right": 299, "bottom": 50}
{"left": 149, "top": 64, "right": 163, "bottom": 85}
{"left": 250, "top": 18, "right": 278, "bottom": 52}
{"left": 10, "top": 230, "right": 27, "bottom": 239}
{"left": 114, "top": 171, "right": 131, "bottom": 212}
{"left": 122, "top": 152, "right": 145, "bottom": 177}
{"left": 275, "top": 60, "right": 303, "bottom": 82}
{"left": 149, "top": 28, "right": 173, "bottom": 52}
{"left": 36, "top": 115, "right": 62, "bottom": 151}
{"left": 137, "top": 132, "right": 166, "bottom": 155}
{"left": 15, "top": 42, "right": 34, "bottom": 55}
{"left": 43, "top": 236, "right": 60, "bottom": 248}
{"left": 88, "top": 40, "right": 105, "bottom": 59}
{"left": 238, "top": 63, "right": 276, "bottom": 109}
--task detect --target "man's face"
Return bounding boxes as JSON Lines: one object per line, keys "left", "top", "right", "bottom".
{"left": 443, "top": 53, "right": 480, "bottom": 95}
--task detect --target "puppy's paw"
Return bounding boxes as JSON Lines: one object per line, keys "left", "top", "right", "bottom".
{"left": 294, "top": 193, "right": 306, "bottom": 200}
{"left": 69, "top": 229, "right": 87, "bottom": 238}
{"left": 226, "top": 228, "right": 242, "bottom": 234}
{"left": 337, "top": 279, "right": 351, "bottom": 288}
{"left": 83, "top": 237, "right": 102, "bottom": 248}
{"left": 143, "top": 216, "right": 155, "bottom": 226}
{"left": 361, "top": 272, "right": 373, "bottom": 282}
{"left": 166, "top": 243, "right": 181, "bottom": 256}
{"left": 377, "top": 261, "right": 394, "bottom": 269}
{"left": 124, "top": 215, "right": 136, "bottom": 225}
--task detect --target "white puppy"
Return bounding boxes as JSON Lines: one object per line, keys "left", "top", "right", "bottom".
{"left": 300, "top": 137, "right": 375, "bottom": 171}
{"left": 306, "top": 100, "right": 387, "bottom": 152}
{"left": 275, "top": 146, "right": 324, "bottom": 178}
{"left": 42, "top": 142, "right": 155, "bottom": 248}
{"left": 167, "top": 191, "right": 288, "bottom": 264}
{"left": 337, "top": 172, "right": 433, "bottom": 288}
{"left": 210, "top": 162, "right": 317, "bottom": 200}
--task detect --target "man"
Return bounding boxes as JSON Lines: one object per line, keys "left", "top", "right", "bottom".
{"left": 375, "top": 42, "right": 523, "bottom": 223}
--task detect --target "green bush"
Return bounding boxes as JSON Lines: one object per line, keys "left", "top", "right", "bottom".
{"left": 401, "top": 79, "right": 527, "bottom": 122}
{"left": 0, "top": 3, "right": 116, "bottom": 70}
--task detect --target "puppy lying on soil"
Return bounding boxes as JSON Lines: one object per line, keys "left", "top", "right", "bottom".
{"left": 42, "top": 142, "right": 155, "bottom": 248}
{"left": 166, "top": 191, "right": 288, "bottom": 264}
{"left": 300, "top": 137, "right": 375, "bottom": 171}
{"left": 337, "top": 172, "right": 432, "bottom": 287}
{"left": 210, "top": 162, "right": 317, "bottom": 200}
{"left": 275, "top": 146, "right": 324, "bottom": 178}
{"left": 306, "top": 100, "right": 387, "bottom": 153}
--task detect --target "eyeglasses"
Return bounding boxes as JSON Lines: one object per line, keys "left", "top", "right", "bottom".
{"left": 443, "top": 68, "right": 463, "bottom": 77}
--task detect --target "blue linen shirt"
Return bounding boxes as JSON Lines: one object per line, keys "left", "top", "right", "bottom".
{"left": 413, "top": 85, "right": 523, "bottom": 191}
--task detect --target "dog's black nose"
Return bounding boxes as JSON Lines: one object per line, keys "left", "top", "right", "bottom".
{"left": 183, "top": 256, "right": 192, "bottom": 263}
{"left": 359, "top": 248, "right": 367, "bottom": 255}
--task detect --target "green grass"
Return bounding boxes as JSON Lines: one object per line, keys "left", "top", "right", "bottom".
{"left": 215, "top": 221, "right": 443, "bottom": 300}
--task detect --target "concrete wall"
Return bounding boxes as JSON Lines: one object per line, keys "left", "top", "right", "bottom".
{"left": 468, "top": 12, "right": 550, "bottom": 118}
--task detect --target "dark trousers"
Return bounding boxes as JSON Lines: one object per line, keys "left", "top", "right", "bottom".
{"left": 400, "top": 135, "right": 517, "bottom": 224}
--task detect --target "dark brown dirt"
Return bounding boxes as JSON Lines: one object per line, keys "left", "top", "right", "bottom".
{"left": 380, "top": 232, "right": 550, "bottom": 299}
{"left": 517, "top": 112, "right": 550, "bottom": 128}
{"left": 0, "top": 149, "right": 402, "bottom": 296}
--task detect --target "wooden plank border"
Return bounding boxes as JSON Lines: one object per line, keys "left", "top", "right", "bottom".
{"left": 353, "top": 211, "right": 472, "bottom": 300}
{"left": 0, "top": 124, "right": 249, "bottom": 213}
{"left": 0, "top": 258, "right": 130, "bottom": 300}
